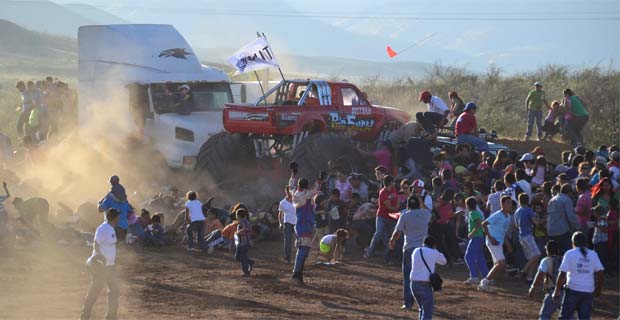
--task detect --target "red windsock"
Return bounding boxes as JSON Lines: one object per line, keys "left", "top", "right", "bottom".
{"left": 386, "top": 45, "right": 398, "bottom": 58}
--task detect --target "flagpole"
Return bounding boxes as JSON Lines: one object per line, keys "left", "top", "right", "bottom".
{"left": 254, "top": 70, "right": 266, "bottom": 105}
{"left": 260, "top": 32, "right": 286, "bottom": 82}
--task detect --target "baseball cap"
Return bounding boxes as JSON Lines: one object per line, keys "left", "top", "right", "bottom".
{"left": 178, "top": 84, "right": 190, "bottom": 91}
{"left": 534, "top": 81, "right": 543, "bottom": 87}
{"left": 595, "top": 156, "right": 607, "bottom": 166}
{"left": 463, "top": 102, "right": 477, "bottom": 111}
{"left": 519, "top": 153, "right": 535, "bottom": 162}
{"left": 477, "top": 163, "right": 490, "bottom": 171}
{"left": 412, "top": 179, "right": 425, "bottom": 188}
{"left": 555, "top": 164, "right": 568, "bottom": 173}
{"left": 611, "top": 151, "right": 620, "bottom": 161}
{"left": 454, "top": 166, "right": 468, "bottom": 175}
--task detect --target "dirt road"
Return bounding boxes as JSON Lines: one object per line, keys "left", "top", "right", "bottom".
{"left": 0, "top": 240, "right": 618, "bottom": 320}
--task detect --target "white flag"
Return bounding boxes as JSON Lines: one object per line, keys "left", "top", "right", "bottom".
{"left": 228, "top": 37, "right": 279, "bottom": 74}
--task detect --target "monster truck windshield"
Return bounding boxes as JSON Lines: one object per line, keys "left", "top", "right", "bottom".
{"left": 152, "top": 82, "right": 232, "bottom": 114}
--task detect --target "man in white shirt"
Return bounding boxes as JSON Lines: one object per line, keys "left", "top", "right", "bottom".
{"left": 409, "top": 236, "right": 447, "bottom": 320}
{"left": 278, "top": 186, "right": 297, "bottom": 264}
{"left": 416, "top": 90, "right": 450, "bottom": 139}
{"left": 515, "top": 168, "right": 533, "bottom": 203}
{"left": 81, "top": 208, "right": 121, "bottom": 320}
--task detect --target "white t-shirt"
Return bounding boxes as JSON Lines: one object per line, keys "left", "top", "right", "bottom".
{"left": 185, "top": 199, "right": 205, "bottom": 222}
{"left": 517, "top": 180, "right": 533, "bottom": 203}
{"left": 278, "top": 198, "right": 297, "bottom": 225}
{"left": 487, "top": 191, "right": 502, "bottom": 214}
{"left": 91, "top": 222, "right": 117, "bottom": 266}
{"left": 410, "top": 246, "right": 447, "bottom": 282}
{"left": 559, "top": 248, "right": 604, "bottom": 293}
{"left": 428, "top": 96, "right": 449, "bottom": 114}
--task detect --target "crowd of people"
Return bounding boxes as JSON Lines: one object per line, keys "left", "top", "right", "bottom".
{"left": 0, "top": 79, "right": 617, "bottom": 320}
{"left": 7, "top": 77, "right": 76, "bottom": 154}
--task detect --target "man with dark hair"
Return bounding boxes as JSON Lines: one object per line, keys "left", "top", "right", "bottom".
{"left": 416, "top": 90, "right": 449, "bottom": 139}
{"left": 327, "top": 189, "right": 347, "bottom": 233}
{"left": 81, "top": 208, "right": 121, "bottom": 320}
{"left": 455, "top": 102, "right": 488, "bottom": 151}
{"left": 547, "top": 184, "right": 579, "bottom": 253}
{"left": 389, "top": 194, "right": 432, "bottom": 310}
{"left": 364, "top": 175, "right": 399, "bottom": 259}
{"left": 479, "top": 196, "right": 514, "bottom": 291}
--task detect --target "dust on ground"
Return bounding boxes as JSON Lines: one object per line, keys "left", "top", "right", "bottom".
{"left": 0, "top": 240, "right": 618, "bottom": 320}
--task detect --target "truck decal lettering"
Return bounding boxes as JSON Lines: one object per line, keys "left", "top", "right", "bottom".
{"left": 327, "top": 112, "right": 375, "bottom": 135}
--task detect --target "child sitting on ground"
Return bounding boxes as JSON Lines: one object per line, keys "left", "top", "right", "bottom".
{"left": 203, "top": 209, "right": 224, "bottom": 254}
{"left": 145, "top": 214, "right": 169, "bottom": 246}
{"left": 318, "top": 229, "right": 349, "bottom": 263}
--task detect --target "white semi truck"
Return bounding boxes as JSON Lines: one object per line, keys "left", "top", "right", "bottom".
{"left": 78, "top": 24, "right": 235, "bottom": 169}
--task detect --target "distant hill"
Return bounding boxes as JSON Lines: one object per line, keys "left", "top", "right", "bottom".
{"left": 0, "top": 19, "right": 76, "bottom": 76}
{"left": 0, "top": 0, "right": 126, "bottom": 37}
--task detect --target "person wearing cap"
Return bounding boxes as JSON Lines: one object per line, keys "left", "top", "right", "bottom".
{"left": 520, "top": 152, "right": 536, "bottom": 175}
{"left": 416, "top": 90, "right": 450, "bottom": 139}
{"left": 524, "top": 81, "right": 549, "bottom": 142}
{"left": 174, "top": 84, "right": 193, "bottom": 115}
{"left": 98, "top": 176, "right": 130, "bottom": 242}
{"left": 562, "top": 88, "right": 589, "bottom": 147}
{"left": 412, "top": 179, "right": 433, "bottom": 211}
{"left": 455, "top": 102, "right": 488, "bottom": 152}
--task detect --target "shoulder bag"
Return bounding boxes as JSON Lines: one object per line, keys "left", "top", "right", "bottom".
{"left": 420, "top": 248, "right": 443, "bottom": 291}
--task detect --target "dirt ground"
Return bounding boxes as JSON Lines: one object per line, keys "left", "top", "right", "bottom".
{"left": 1, "top": 239, "right": 618, "bottom": 320}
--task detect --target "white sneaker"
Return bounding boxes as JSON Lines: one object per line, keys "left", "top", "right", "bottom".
{"left": 464, "top": 277, "right": 479, "bottom": 284}
{"left": 478, "top": 278, "right": 491, "bottom": 291}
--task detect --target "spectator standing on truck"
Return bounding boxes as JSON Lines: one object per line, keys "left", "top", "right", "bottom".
{"left": 455, "top": 102, "right": 489, "bottom": 152}
{"left": 448, "top": 91, "right": 465, "bottom": 125}
{"left": 416, "top": 90, "right": 450, "bottom": 139}
{"left": 524, "top": 81, "right": 549, "bottom": 142}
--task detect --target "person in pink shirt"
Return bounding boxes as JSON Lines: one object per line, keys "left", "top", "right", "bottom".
{"left": 358, "top": 140, "right": 394, "bottom": 174}
{"left": 574, "top": 178, "right": 592, "bottom": 232}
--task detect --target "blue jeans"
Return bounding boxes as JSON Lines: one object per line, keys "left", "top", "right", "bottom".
{"left": 187, "top": 220, "right": 208, "bottom": 252}
{"left": 293, "top": 245, "right": 310, "bottom": 273}
{"left": 283, "top": 223, "right": 295, "bottom": 262}
{"left": 526, "top": 110, "right": 543, "bottom": 138}
{"left": 402, "top": 248, "right": 415, "bottom": 308}
{"left": 457, "top": 134, "right": 489, "bottom": 151}
{"left": 465, "top": 237, "right": 489, "bottom": 278}
{"left": 235, "top": 245, "right": 254, "bottom": 275}
{"left": 410, "top": 281, "right": 434, "bottom": 320}
{"left": 540, "top": 290, "right": 563, "bottom": 320}
{"left": 559, "top": 288, "right": 594, "bottom": 320}
{"left": 366, "top": 216, "right": 395, "bottom": 257}
{"left": 128, "top": 223, "right": 146, "bottom": 241}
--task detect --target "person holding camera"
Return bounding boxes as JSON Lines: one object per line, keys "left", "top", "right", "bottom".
{"left": 410, "top": 236, "right": 446, "bottom": 320}
{"left": 80, "top": 208, "right": 121, "bottom": 320}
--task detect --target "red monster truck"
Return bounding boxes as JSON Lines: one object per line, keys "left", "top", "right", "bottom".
{"left": 195, "top": 80, "right": 410, "bottom": 182}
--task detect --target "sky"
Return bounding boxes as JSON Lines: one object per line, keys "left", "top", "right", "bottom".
{"left": 41, "top": 0, "right": 620, "bottom": 72}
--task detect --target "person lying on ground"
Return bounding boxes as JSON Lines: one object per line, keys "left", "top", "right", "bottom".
{"left": 318, "top": 229, "right": 349, "bottom": 263}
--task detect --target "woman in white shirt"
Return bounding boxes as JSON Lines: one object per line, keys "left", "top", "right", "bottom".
{"left": 553, "top": 232, "right": 604, "bottom": 320}
{"left": 185, "top": 191, "right": 207, "bottom": 252}
{"left": 410, "top": 236, "right": 447, "bottom": 320}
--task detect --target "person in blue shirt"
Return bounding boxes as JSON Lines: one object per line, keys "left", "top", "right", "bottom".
{"left": 478, "top": 195, "right": 514, "bottom": 291}
{"left": 515, "top": 194, "right": 542, "bottom": 282}
{"left": 98, "top": 188, "right": 130, "bottom": 243}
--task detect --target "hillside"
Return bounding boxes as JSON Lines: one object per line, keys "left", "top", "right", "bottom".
{"left": 0, "top": 0, "right": 125, "bottom": 37}
{"left": 0, "top": 19, "right": 77, "bottom": 76}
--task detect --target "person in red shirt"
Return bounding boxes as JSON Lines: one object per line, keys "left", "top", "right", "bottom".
{"left": 455, "top": 102, "right": 488, "bottom": 151}
{"left": 364, "top": 175, "right": 400, "bottom": 259}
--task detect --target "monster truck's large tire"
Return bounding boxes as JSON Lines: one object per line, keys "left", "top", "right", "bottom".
{"left": 195, "top": 132, "right": 255, "bottom": 184}
{"left": 291, "top": 133, "right": 367, "bottom": 180}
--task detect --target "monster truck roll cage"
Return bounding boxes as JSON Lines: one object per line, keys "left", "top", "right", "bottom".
{"left": 253, "top": 79, "right": 333, "bottom": 107}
